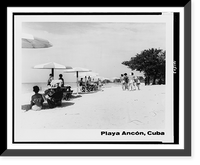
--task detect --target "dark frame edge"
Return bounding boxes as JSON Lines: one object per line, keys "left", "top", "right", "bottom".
{"left": 3, "top": 2, "right": 191, "bottom": 156}
{"left": 1, "top": 6, "right": 8, "bottom": 157}
{"left": 183, "top": 0, "right": 192, "bottom": 156}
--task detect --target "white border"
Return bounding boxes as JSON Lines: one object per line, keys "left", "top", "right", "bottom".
{"left": 7, "top": 7, "right": 184, "bottom": 150}
{"left": 15, "top": 14, "right": 173, "bottom": 144}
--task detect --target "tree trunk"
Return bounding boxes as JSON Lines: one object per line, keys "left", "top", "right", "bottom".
{"left": 145, "top": 76, "right": 150, "bottom": 85}
{"left": 152, "top": 75, "right": 157, "bottom": 85}
{"left": 147, "top": 76, "right": 150, "bottom": 85}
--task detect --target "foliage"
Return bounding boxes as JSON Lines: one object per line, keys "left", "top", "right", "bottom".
{"left": 122, "top": 48, "right": 165, "bottom": 85}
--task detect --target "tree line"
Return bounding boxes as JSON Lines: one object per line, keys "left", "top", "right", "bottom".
{"left": 122, "top": 48, "right": 165, "bottom": 85}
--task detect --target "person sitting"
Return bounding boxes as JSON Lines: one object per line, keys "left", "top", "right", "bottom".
{"left": 79, "top": 78, "right": 86, "bottom": 92}
{"left": 30, "top": 86, "right": 44, "bottom": 111}
{"left": 47, "top": 74, "right": 54, "bottom": 87}
{"left": 46, "top": 84, "right": 63, "bottom": 108}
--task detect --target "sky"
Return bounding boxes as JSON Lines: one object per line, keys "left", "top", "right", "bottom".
{"left": 21, "top": 22, "right": 166, "bottom": 83}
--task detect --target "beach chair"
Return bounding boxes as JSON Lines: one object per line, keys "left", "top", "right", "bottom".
{"left": 62, "top": 86, "right": 73, "bottom": 100}
{"left": 45, "top": 87, "right": 63, "bottom": 108}
{"left": 80, "top": 84, "right": 87, "bottom": 92}
{"left": 87, "top": 83, "right": 97, "bottom": 91}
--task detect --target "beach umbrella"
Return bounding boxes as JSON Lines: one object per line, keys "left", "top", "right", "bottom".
{"left": 33, "top": 62, "right": 72, "bottom": 77}
{"left": 22, "top": 33, "right": 52, "bottom": 48}
{"left": 63, "top": 67, "right": 91, "bottom": 94}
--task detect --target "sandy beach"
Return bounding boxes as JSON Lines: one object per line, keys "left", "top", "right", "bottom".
{"left": 18, "top": 84, "right": 165, "bottom": 129}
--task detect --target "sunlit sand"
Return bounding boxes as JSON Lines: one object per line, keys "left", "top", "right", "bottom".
{"left": 18, "top": 84, "right": 165, "bottom": 129}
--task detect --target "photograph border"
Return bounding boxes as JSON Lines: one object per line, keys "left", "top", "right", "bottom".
{"left": 2, "top": 2, "right": 191, "bottom": 156}
{"left": 13, "top": 12, "right": 175, "bottom": 145}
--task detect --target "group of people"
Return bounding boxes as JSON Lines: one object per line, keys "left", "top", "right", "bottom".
{"left": 30, "top": 74, "right": 103, "bottom": 111}
{"left": 120, "top": 72, "right": 140, "bottom": 91}
{"left": 30, "top": 74, "right": 66, "bottom": 111}
{"left": 30, "top": 73, "right": 141, "bottom": 111}
{"left": 47, "top": 74, "right": 64, "bottom": 88}
{"left": 79, "top": 76, "right": 103, "bottom": 92}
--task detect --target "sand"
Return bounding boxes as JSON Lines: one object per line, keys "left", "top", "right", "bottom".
{"left": 18, "top": 84, "right": 165, "bottom": 129}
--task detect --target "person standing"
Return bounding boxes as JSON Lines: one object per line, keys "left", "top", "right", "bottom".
{"left": 120, "top": 74, "right": 125, "bottom": 90}
{"left": 88, "top": 76, "right": 91, "bottom": 83}
{"left": 128, "top": 72, "right": 136, "bottom": 91}
{"left": 136, "top": 76, "right": 141, "bottom": 90}
{"left": 59, "top": 74, "right": 64, "bottom": 87}
{"left": 84, "top": 76, "right": 87, "bottom": 85}
{"left": 124, "top": 73, "right": 129, "bottom": 90}
{"left": 79, "top": 78, "right": 85, "bottom": 92}
{"left": 98, "top": 78, "right": 103, "bottom": 91}
{"left": 84, "top": 76, "right": 90, "bottom": 92}
{"left": 79, "top": 78, "right": 84, "bottom": 86}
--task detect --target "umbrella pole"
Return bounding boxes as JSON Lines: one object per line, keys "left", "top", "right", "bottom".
{"left": 51, "top": 68, "right": 54, "bottom": 77}
{"left": 76, "top": 71, "right": 79, "bottom": 95}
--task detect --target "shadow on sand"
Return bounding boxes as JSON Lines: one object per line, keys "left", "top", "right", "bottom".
{"left": 21, "top": 94, "right": 84, "bottom": 111}
{"left": 21, "top": 101, "right": 75, "bottom": 111}
{"left": 77, "top": 91, "right": 99, "bottom": 95}
{"left": 70, "top": 94, "right": 82, "bottom": 99}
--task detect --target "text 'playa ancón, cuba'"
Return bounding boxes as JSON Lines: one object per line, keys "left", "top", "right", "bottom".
{"left": 101, "top": 131, "right": 165, "bottom": 136}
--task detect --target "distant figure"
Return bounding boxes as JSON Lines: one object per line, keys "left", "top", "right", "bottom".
{"left": 85, "top": 76, "right": 88, "bottom": 86}
{"left": 124, "top": 73, "right": 129, "bottom": 90}
{"left": 47, "top": 74, "right": 54, "bottom": 87}
{"left": 129, "top": 72, "right": 136, "bottom": 91}
{"left": 88, "top": 76, "right": 92, "bottom": 85}
{"left": 136, "top": 76, "right": 141, "bottom": 90}
{"left": 79, "top": 78, "right": 87, "bottom": 92}
{"left": 84, "top": 76, "right": 87, "bottom": 83}
{"left": 79, "top": 78, "right": 84, "bottom": 86}
{"left": 120, "top": 74, "right": 125, "bottom": 90}
{"left": 59, "top": 74, "right": 64, "bottom": 87}
{"left": 88, "top": 76, "right": 91, "bottom": 83}
{"left": 30, "top": 86, "right": 44, "bottom": 111}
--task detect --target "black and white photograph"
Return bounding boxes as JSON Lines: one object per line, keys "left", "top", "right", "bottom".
{"left": 0, "top": 0, "right": 194, "bottom": 159}
{"left": 13, "top": 13, "right": 174, "bottom": 143}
